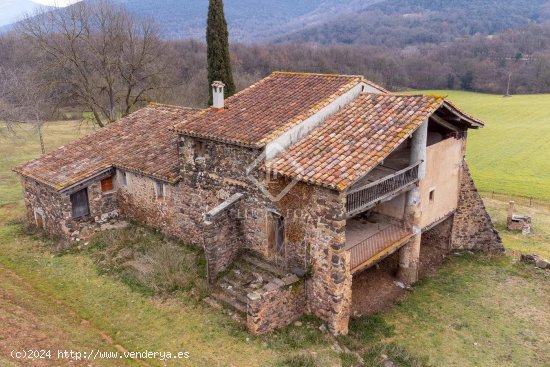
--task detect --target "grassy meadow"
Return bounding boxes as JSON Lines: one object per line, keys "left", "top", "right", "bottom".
{"left": 0, "top": 90, "right": 549, "bottom": 367}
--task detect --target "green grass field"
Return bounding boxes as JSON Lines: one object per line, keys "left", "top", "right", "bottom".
{"left": 409, "top": 91, "right": 550, "bottom": 200}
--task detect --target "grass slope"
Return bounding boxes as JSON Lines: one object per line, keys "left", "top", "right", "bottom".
{"left": 411, "top": 91, "right": 550, "bottom": 200}
{"left": 0, "top": 206, "right": 280, "bottom": 366}
{"left": 383, "top": 254, "right": 550, "bottom": 366}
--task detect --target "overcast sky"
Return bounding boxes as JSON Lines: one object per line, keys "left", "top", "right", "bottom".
{"left": 32, "top": 0, "right": 81, "bottom": 7}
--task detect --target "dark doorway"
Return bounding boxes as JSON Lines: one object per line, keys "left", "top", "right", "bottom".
{"left": 268, "top": 212, "right": 285, "bottom": 257}
{"left": 70, "top": 188, "right": 90, "bottom": 219}
{"left": 275, "top": 215, "right": 285, "bottom": 257}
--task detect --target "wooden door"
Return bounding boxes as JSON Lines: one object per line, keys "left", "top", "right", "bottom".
{"left": 70, "top": 188, "right": 90, "bottom": 219}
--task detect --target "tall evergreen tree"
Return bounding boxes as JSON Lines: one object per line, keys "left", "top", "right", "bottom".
{"left": 206, "top": 0, "right": 235, "bottom": 104}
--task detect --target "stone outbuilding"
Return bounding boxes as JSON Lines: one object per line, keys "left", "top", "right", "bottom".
{"left": 15, "top": 72, "right": 503, "bottom": 335}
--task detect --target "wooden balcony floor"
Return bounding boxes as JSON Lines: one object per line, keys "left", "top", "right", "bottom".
{"left": 345, "top": 214, "right": 414, "bottom": 273}
{"left": 345, "top": 213, "right": 398, "bottom": 249}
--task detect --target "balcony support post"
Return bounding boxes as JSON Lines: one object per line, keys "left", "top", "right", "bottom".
{"left": 398, "top": 119, "right": 428, "bottom": 285}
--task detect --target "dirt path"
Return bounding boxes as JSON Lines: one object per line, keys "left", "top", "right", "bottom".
{"left": 0, "top": 265, "right": 140, "bottom": 367}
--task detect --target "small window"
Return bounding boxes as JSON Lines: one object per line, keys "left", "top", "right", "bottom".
{"left": 429, "top": 189, "right": 435, "bottom": 202}
{"left": 119, "top": 170, "right": 127, "bottom": 186}
{"left": 70, "top": 188, "right": 90, "bottom": 219}
{"left": 101, "top": 176, "right": 114, "bottom": 192}
{"left": 34, "top": 208, "right": 45, "bottom": 228}
{"left": 155, "top": 181, "right": 165, "bottom": 199}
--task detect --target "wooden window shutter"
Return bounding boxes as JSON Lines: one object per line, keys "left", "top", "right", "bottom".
{"left": 101, "top": 176, "right": 114, "bottom": 192}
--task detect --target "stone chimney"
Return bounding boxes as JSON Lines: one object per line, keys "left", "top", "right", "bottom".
{"left": 212, "top": 81, "right": 225, "bottom": 109}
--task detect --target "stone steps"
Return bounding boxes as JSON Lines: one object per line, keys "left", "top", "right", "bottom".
{"left": 210, "top": 289, "right": 247, "bottom": 314}
{"left": 242, "top": 254, "right": 287, "bottom": 278}
{"left": 219, "top": 281, "right": 249, "bottom": 304}
{"left": 205, "top": 254, "right": 292, "bottom": 322}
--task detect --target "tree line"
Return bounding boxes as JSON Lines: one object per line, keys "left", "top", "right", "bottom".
{"left": 1, "top": 0, "right": 549, "bottom": 132}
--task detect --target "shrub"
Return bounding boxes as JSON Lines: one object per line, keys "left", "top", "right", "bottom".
{"left": 88, "top": 225, "right": 206, "bottom": 299}
{"left": 363, "top": 342, "right": 429, "bottom": 367}
{"left": 265, "top": 315, "right": 329, "bottom": 351}
{"left": 276, "top": 354, "right": 316, "bottom": 367}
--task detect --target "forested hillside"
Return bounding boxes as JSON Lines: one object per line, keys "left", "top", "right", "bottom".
{"left": 4, "top": 0, "right": 550, "bottom": 46}
{"left": 111, "top": 0, "right": 381, "bottom": 41}
{"left": 278, "top": 0, "right": 550, "bottom": 47}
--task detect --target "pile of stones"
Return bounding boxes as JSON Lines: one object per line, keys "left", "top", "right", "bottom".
{"left": 521, "top": 254, "right": 550, "bottom": 270}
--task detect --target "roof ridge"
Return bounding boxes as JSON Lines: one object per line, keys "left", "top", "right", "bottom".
{"left": 272, "top": 71, "right": 364, "bottom": 79}
{"left": 148, "top": 102, "right": 201, "bottom": 111}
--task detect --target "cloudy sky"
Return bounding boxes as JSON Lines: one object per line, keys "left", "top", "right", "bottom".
{"left": 32, "top": 0, "right": 81, "bottom": 6}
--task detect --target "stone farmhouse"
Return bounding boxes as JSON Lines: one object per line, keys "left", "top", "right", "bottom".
{"left": 15, "top": 72, "right": 502, "bottom": 335}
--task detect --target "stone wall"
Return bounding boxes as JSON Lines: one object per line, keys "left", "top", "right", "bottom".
{"left": 451, "top": 163, "right": 503, "bottom": 252}
{"left": 179, "top": 136, "right": 353, "bottom": 334}
{"left": 117, "top": 171, "right": 217, "bottom": 245}
{"left": 203, "top": 203, "right": 244, "bottom": 282}
{"left": 21, "top": 176, "right": 119, "bottom": 239}
{"left": 247, "top": 275, "right": 306, "bottom": 335}
{"left": 21, "top": 177, "right": 67, "bottom": 236}
{"left": 419, "top": 215, "right": 454, "bottom": 278}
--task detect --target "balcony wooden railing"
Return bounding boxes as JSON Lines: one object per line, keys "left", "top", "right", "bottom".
{"left": 347, "top": 224, "right": 414, "bottom": 273}
{"left": 346, "top": 161, "right": 421, "bottom": 217}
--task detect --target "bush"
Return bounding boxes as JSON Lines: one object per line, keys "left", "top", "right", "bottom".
{"left": 265, "top": 315, "right": 329, "bottom": 351}
{"left": 276, "top": 354, "right": 316, "bottom": 367}
{"left": 362, "top": 342, "right": 429, "bottom": 367}
{"left": 340, "top": 352, "right": 359, "bottom": 367}
{"left": 88, "top": 225, "right": 206, "bottom": 299}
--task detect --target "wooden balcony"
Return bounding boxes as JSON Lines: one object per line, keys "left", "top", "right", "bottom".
{"left": 345, "top": 161, "right": 421, "bottom": 218}
{"left": 345, "top": 216, "right": 414, "bottom": 274}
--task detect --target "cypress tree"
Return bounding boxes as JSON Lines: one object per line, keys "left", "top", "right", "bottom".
{"left": 206, "top": 0, "right": 235, "bottom": 104}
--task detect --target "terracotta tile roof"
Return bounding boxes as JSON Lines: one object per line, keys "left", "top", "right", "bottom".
{"left": 172, "top": 72, "right": 364, "bottom": 147}
{"left": 14, "top": 103, "right": 199, "bottom": 191}
{"left": 265, "top": 93, "right": 445, "bottom": 191}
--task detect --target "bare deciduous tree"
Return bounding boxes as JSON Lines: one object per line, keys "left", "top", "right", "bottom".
{"left": 18, "top": 0, "right": 168, "bottom": 127}
{"left": 0, "top": 67, "right": 52, "bottom": 154}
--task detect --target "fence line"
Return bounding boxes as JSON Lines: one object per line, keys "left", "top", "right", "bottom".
{"left": 480, "top": 191, "right": 550, "bottom": 209}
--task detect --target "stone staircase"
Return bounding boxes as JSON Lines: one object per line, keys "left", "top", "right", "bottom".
{"left": 205, "top": 253, "right": 290, "bottom": 323}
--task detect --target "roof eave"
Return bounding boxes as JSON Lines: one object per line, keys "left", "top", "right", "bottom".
{"left": 442, "top": 101, "right": 485, "bottom": 128}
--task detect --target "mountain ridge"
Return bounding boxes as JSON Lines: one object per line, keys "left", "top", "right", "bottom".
{"left": 0, "top": 0, "right": 53, "bottom": 27}
{"left": 3, "top": 0, "right": 550, "bottom": 48}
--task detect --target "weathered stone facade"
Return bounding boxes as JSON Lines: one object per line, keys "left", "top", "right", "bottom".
{"left": 247, "top": 276, "right": 305, "bottom": 335}
{"left": 203, "top": 201, "right": 245, "bottom": 282}
{"left": 117, "top": 171, "right": 214, "bottom": 244}
{"left": 177, "top": 136, "right": 354, "bottom": 334}
{"left": 451, "top": 164, "right": 503, "bottom": 252}
{"left": 21, "top": 176, "right": 118, "bottom": 239}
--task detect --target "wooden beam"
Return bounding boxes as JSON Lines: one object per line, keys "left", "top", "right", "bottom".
{"left": 431, "top": 114, "right": 459, "bottom": 132}
{"left": 421, "top": 210, "right": 456, "bottom": 232}
{"left": 59, "top": 168, "right": 115, "bottom": 195}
